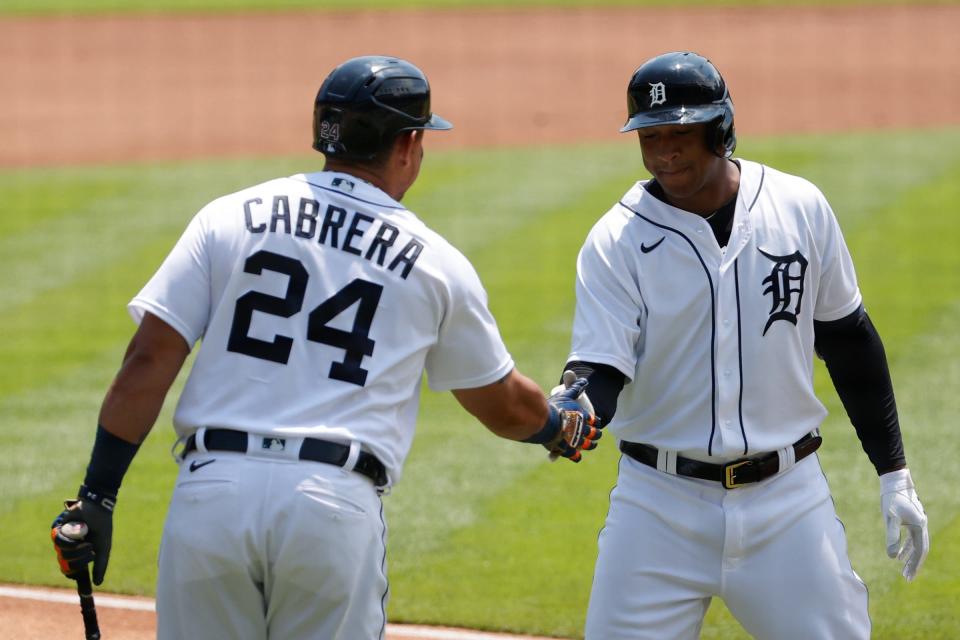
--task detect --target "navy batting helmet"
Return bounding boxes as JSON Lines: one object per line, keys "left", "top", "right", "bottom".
{"left": 313, "top": 55, "right": 452, "bottom": 161}
{"left": 621, "top": 51, "right": 736, "bottom": 158}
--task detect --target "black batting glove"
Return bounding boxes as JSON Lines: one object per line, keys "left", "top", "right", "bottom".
{"left": 51, "top": 503, "right": 94, "bottom": 580}
{"left": 51, "top": 485, "right": 115, "bottom": 585}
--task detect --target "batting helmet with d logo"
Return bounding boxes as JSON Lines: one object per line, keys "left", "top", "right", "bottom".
{"left": 621, "top": 51, "right": 736, "bottom": 158}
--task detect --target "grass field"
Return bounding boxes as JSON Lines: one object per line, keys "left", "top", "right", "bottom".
{"left": 3, "top": 128, "right": 960, "bottom": 638}
{"left": 1, "top": 0, "right": 957, "bottom": 16}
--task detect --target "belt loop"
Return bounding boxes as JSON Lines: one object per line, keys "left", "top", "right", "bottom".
{"left": 170, "top": 434, "right": 189, "bottom": 463}
{"left": 195, "top": 427, "right": 209, "bottom": 454}
{"left": 245, "top": 431, "right": 255, "bottom": 455}
{"left": 656, "top": 449, "right": 677, "bottom": 475}
{"left": 342, "top": 441, "right": 361, "bottom": 474}
{"left": 777, "top": 443, "right": 796, "bottom": 472}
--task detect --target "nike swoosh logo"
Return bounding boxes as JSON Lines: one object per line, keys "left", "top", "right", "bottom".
{"left": 640, "top": 237, "right": 665, "bottom": 253}
{"left": 189, "top": 459, "right": 216, "bottom": 472}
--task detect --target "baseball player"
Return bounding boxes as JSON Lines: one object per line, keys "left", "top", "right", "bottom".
{"left": 560, "top": 51, "right": 929, "bottom": 639}
{"left": 49, "top": 55, "right": 599, "bottom": 640}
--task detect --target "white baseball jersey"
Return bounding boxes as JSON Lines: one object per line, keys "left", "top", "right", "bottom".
{"left": 569, "top": 159, "right": 862, "bottom": 460}
{"left": 130, "top": 170, "right": 514, "bottom": 484}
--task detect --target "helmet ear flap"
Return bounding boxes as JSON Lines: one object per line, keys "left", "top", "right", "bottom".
{"left": 313, "top": 106, "right": 346, "bottom": 155}
{"left": 708, "top": 105, "right": 736, "bottom": 158}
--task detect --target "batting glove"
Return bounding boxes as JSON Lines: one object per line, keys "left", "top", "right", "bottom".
{"left": 51, "top": 485, "right": 116, "bottom": 585}
{"left": 880, "top": 468, "right": 929, "bottom": 581}
{"left": 544, "top": 374, "right": 600, "bottom": 463}
{"left": 51, "top": 504, "right": 94, "bottom": 580}
{"left": 549, "top": 370, "right": 596, "bottom": 418}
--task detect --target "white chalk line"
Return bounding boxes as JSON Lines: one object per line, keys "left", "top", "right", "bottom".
{"left": 0, "top": 584, "right": 549, "bottom": 640}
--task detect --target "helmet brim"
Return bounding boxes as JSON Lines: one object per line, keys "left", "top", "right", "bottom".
{"left": 620, "top": 104, "right": 727, "bottom": 133}
{"left": 423, "top": 113, "right": 453, "bottom": 131}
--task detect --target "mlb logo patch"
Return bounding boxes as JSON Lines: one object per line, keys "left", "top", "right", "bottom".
{"left": 262, "top": 437, "right": 286, "bottom": 452}
{"left": 332, "top": 177, "right": 355, "bottom": 192}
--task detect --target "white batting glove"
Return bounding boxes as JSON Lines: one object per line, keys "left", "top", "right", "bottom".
{"left": 879, "top": 468, "right": 929, "bottom": 581}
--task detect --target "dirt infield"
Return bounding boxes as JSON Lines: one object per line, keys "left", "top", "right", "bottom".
{"left": 0, "top": 584, "right": 549, "bottom": 640}
{"left": 2, "top": 3, "right": 958, "bottom": 639}
{"left": 2, "top": 5, "right": 959, "bottom": 168}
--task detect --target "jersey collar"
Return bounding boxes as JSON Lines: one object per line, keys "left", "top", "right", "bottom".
{"left": 296, "top": 171, "right": 407, "bottom": 210}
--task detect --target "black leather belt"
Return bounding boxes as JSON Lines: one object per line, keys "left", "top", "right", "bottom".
{"left": 183, "top": 428, "right": 388, "bottom": 487}
{"left": 620, "top": 432, "right": 822, "bottom": 489}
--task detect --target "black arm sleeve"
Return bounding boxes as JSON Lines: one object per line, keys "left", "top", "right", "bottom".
{"left": 560, "top": 361, "right": 627, "bottom": 428}
{"left": 813, "top": 305, "right": 906, "bottom": 474}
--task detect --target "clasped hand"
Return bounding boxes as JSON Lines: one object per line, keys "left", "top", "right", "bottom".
{"left": 545, "top": 371, "right": 601, "bottom": 463}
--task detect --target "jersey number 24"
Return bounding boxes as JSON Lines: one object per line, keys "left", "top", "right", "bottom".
{"left": 227, "top": 250, "right": 383, "bottom": 387}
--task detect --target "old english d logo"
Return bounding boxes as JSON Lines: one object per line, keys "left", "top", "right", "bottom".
{"left": 648, "top": 82, "right": 666, "bottom": 106}
{"left": 759, "top": 248, "right": 808, "bottom": 335}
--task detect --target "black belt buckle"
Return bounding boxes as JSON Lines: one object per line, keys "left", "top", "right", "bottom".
{"left": 723, "top": 459, "right": 754, "bottom": 489}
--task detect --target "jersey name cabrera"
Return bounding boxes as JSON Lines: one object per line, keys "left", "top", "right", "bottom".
{"left": 569, "top": 160, "right": 861, "bottom": 460}
{"left": 129, "top": 171, "right": 513, "bottom": 482}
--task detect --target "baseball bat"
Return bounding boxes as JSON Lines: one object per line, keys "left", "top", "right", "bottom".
{"left": 59, "top": 522, "right": 102, "bottom": 640}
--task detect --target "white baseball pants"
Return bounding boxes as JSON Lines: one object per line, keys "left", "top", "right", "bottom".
{"left": 584, "top": 452, "right": 870, "bottom": 639}
{"left": 156, "top": 453, "right": 388, "bottom": 640}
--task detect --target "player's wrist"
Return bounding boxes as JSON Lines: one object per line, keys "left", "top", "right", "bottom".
{"left": 879, "top": 467, "right": 913, "bottom": 494}
{"left": 77, "top": 484, "right": 117, "bottom": 512}
{"left": 522, "top": 405, "right": 561, "bottom": 445}
{"left": 876, "top": 462, "right": 907, "bottom": 476}
{"left": 82, "top": 424, "right": 140, "bottom": 499}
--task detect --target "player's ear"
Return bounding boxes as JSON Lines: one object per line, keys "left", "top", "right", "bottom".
{"left": 394, "top": 130, "right": 421, "bottom": 166}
